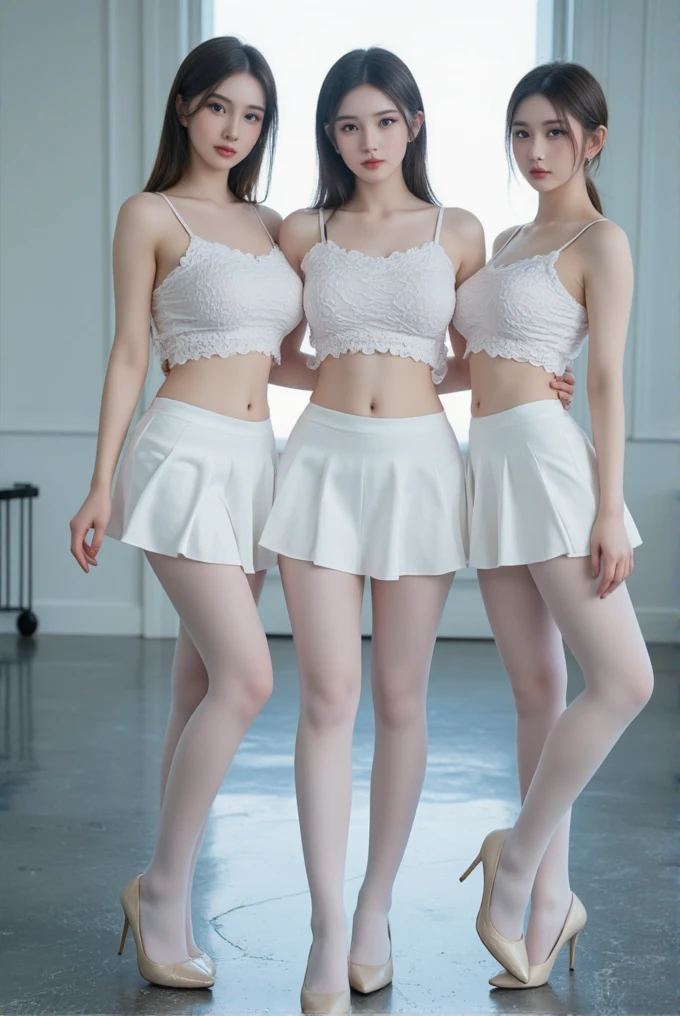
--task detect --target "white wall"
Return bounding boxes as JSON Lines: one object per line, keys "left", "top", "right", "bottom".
{"left": 0, "top": 0, "right": 204, "bottom": 636}
{"left": 0, "top": 0, "right": 677, "bottom": 640}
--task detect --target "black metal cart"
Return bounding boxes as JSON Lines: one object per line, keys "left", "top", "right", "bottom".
{"left": 0, "top": 484, "right": 39, "bottom": 637}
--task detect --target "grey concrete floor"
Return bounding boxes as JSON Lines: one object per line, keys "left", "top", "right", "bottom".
{"left": 0, "top": 634, "right": 677, "bottom": 1015}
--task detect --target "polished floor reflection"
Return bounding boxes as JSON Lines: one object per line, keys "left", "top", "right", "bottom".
{"left": 0, "top": 634, "right": 677, "bottom": 1014}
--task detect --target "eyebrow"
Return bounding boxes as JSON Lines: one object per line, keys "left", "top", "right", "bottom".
{"left": 334, "top": 108, "right": 400, "bottom": 121}
{"left": 208, "top": 91, "right": 266, "bottom": 113}
{"left": 512, "top": 119, "right": 567, "bottom": 127}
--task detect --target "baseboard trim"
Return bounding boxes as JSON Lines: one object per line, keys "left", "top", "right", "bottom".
{"left": 0, "top": 601, "right": 142, "bottom": 636}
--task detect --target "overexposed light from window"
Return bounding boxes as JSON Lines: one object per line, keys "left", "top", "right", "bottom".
{"left": 213, "top": 0, "right": 541, "bottom": 441}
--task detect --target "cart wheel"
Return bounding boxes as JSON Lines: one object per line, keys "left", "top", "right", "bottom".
{"left": 17, "top": 610, "right": 38, "bottom": 637}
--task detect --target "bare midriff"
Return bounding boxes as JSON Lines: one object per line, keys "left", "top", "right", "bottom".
{"left": 156, "top": 351, "right": 273, "bottom": 421}
{"left": 310, "top": 351, "right": 443, "bottom": 418}
{"left": 469, "top": 351, "right": 561, "bottom": 417}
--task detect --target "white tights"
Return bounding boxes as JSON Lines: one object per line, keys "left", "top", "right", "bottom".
{"left": 479, "top": 556, "right": 653, "bottom": 960}
{"left": 279, "top": 557, "right": 453, "bottom": 993}
{"left": 139, "top": 553, "right": 269, "bottom": 965}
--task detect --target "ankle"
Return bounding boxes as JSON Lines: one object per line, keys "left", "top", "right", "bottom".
{"left": 530, "top": 886, "right": 572, "bottom": 914}
{"left": 310, "top": 910, "right": 347, "bottom": 941}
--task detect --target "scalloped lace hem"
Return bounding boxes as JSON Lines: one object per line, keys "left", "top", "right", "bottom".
{"left": 155, "top": 338, "right": 282, "bottom": 368}
{"left": 463, "top": 343, "right": 570, "bottom": 375}
{"left": 307, "top": 342, "right": 447, "bottom": 385}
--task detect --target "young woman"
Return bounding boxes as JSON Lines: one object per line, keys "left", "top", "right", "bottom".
{"left": 263, "top": 49, "right": 574, "bottom": 1013}
{"left": 456, "top": 63, "right": 653, "bottom": 988}
{"left": 69, "top": 37, "right": 303, "bottom": 989}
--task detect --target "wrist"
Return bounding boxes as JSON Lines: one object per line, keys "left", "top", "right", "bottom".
{"left": 597, "top": 503, "right": 624, "bottom": 520}
{"left": 90, "top": 476, "right": 112, "bottom": 496}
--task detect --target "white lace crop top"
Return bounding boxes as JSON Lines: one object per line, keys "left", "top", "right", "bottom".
{"left": 453, "top": 219, "right": 607, "bottom": 375}
{"left": 301, "top": 206, "right": 456, "bottom": 384}
{"left": 151, "top": 194, "right": 303, "bottom": 367}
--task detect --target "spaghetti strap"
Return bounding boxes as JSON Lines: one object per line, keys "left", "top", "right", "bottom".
{"left": 158, "top": 193, "right": 193, "bottom": 237}
{"left": 318, "top": 207, "right": 327, "bottom": 243}
{"left": 433, "top": 205, "right": 445, "bottom": 244}
{"left": 249, "top": 203, "right": 276, "bottom": 247}
{"left": 556, "top": 218, "right": 608, "bottom": 253}
{"left": 491, "top": 224, "right": 524, "bottom": 262}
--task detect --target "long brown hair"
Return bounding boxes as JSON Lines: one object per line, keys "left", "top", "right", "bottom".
{"left": 145, "top": 36, "right": 277, "bottom": 202}
{"left": 506, "top": 62, "right": 608, "bottom": 213}
{"left": 314, "top": 48, "right": 437, "bottom": 209}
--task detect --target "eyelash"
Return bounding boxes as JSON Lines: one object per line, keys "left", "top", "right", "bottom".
{"left": 208, "top": 103, "right": 260, "bottom": 122}
{"left": 340, "top": 117, "right": 398, "bottom": 133}
{"left": 514, "top": 128, "right": 567, "bottom": 139}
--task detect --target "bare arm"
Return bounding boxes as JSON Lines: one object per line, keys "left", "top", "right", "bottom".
{"left": 584, "top": 221, "right": 635, "bottom": 596}
{"left": 438, "top": 209, "right": 487, "bottom": 395}
{"left": 69, "top": 194, "right": 159, "bottom": 570}
{"left": 268, "top": 210, "right": 319, "bottom": 391}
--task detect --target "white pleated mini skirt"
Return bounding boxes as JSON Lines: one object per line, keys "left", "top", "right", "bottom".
{"left": 107, "top": 398, "right": 277, "bottom": 572}
{"left": 466, "top": 399, "right": 642, "bottom": 569}
{"left": 259, "top": 402, "right": 468, "bottom": 580}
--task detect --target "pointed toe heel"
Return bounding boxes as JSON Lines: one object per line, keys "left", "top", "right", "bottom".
{"left": 118, "top": 875, "right": 214, "bottom": 989}
{"left": 460, "top": 829, "right": 529, "bottom": 983}
{"left": 488, "top": 894, "right": 587, "bottom": 990}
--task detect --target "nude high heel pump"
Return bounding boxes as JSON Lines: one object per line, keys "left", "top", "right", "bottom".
{"left": 459, "top": 829, "right": 529, "bottom": 983}
{"left": 489, "top": 893, "right": 587, "bottom": 989}
{"left": 118, "top": 875, "right": 214, "bottom": 989}
{"left": 300, "top": 949, "right": 351, "bottom": 1014}
{"left": 348, "top": 921, "right": 393, "bottom": 994}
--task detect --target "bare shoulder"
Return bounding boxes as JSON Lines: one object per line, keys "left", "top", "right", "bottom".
{"left": 492, "top": 224, "right": 522, "bottom": 256}
{"left": 117, "top": 191, "right": 169, "bottom": 240}
{"left": 441, "top": 206, "right": 484, "bottom": 241}
{"left": 582, "top": 218, "right": 630, "bottom": 258}
{"left": 279, "top": 207, "right": 323, "bottom": 263}
{"left": 254, "top": 203, "right": 284, "bottom": 241}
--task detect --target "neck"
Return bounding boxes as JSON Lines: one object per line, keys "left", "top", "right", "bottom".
{"left": 347, "top": 168, "right": 420, "bottom": 214}
{"left": 175, "top": 160, "right": 238, "bottom": 205}
{"left": 534, "top": 174, "right": 599, "bottom": 225}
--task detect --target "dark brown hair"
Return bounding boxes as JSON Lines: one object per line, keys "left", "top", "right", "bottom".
{"left": 145, "top": 36, "right": 277, "bottom": 202}
{"left": 506, "top": 62, "right": 608, "bottom": 213}
{"left": 313, "top": 48, "right": 437, "bottom": 209}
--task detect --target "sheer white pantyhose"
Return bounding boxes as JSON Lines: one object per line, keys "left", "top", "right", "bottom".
{"left": 279, "top": 556, "right": 453, "bottom": 993}
{"left": 481, "top": 556, "right": 653, "bottom": 946}
{"left": 139, "top": 554, "right": 270, "bottom": 965}
{"left": 478, "top": 566, "right": 572, "bottom": 964}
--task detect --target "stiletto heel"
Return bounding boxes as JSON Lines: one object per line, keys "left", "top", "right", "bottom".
{"left": 118, "top": 917, "right": 130, "bottom": 955}
{"left": 459, "top": 853, "right": 482, "bottom": 883}
{"left": 489, "top": 894, "right": 587, "bottom": 990}
{"left": 348, "top": 921, "right": 393, "bottom": 994}
{"left": 461, "top": 829, "right": 529, "bottom": 983}
{"left": 119, "top": 875, "right": 214, "bottom": 989}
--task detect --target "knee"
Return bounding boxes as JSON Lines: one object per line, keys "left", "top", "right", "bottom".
{"left": 300, "top": 670, "right": 360, "bottom": 730}
{"left": 510, "top": 662, "right": 567, "bottom": 717}
{"left": 620, "top": 655, "right": 654, "bottom": 715}
{"left": 372, "top": 671, "right": 426, "bottom": 728}
{"left": 225, "top": 657, "right": 273, "bottom": 721}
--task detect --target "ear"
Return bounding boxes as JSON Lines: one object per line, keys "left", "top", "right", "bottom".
{"left": 323, "top": 122, "right": 340, "bottom": 154}
{"left": 586, "top": 124, "right": 607, "bottom": 162}
{"left": 175, "top": 93, "right": 188, "bottom": 127}
{"left": 409, "top": 109, "right": 425, "bottom": 142}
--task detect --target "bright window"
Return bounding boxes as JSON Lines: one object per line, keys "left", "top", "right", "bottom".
{"left": 213, "top": 0, "right": 547, "bottom": 442}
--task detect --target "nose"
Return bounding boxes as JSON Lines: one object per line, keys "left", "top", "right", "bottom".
{"left": 222, "top": 114, "right": 238, "bottom": 142}
{"left": 528, "top": 134, "right": 545, "bottom": 163}
{"left": 362, "top": 125, "right": 379, "bottom": 153}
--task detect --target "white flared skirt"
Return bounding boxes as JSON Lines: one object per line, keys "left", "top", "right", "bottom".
{"left": 466, "top": 400, "right": 642, "bottom": 569}
{"left": 259, "top": 402, "right": 468, "bottom": 580}
{"left": 107, "top": 398, "right": 277, "bottom": 572}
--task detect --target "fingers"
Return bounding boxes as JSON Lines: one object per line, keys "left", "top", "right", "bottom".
{"left": 89, "top": 520, "right": 106, "bottom": 560}
{"left": 70, "top": 520, "right": 91, "bottom": 573}
{"left": 597, "top": 558, "right": 617, "bottom": 598}
{"left": 590, "top": 540, "right": 601, "bottom": 581}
